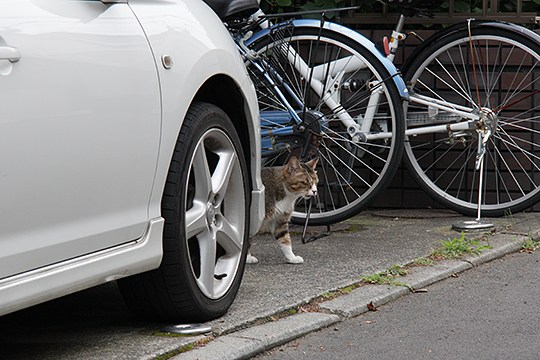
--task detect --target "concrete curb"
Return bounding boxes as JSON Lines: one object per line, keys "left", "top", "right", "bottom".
{"left": 402, "top": 260, "right": 472, "bottom": 290}
{"left": 171, "top": 233, "right": 530, "bottom": 360}
{"left": 173, "top": 312, "right": 340, "bottom": 360}
{"left": 320, "top": 284, "right": 409, "bottom": 317}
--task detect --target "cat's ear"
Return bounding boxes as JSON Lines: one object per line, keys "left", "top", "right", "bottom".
{"left": 306, "top": 157, "right": 319, "bottom": 170}
{"left": 286, "top": 156, "right": 301, "bottom": 174}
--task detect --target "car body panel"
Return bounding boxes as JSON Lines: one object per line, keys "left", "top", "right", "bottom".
{"left": 0, "top": 0, "right": 264, "bottom": 316}
{"left": 0, "top": 218, "right": 164, "bottom": 317}
{"left": 0, "top": 0, "right": 161, "bottom": 279}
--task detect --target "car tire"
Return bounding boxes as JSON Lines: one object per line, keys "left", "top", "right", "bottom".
{"left": 118, "top": 101, "right": 250, "bottom": 322}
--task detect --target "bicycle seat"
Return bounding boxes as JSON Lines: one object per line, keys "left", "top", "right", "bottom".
{"left": 202, "top": 0, "right": 260, "bottom": 20}
{"left": 380, "top": 0, "right": 445, "bottom": 17}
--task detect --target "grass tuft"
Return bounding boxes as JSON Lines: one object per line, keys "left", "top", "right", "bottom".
{"left": 430, "top": 232, "right": 491, "bottom": 260}
{"left": 361, "top": 264, "right": 410, "bottom": 289}
{"left": 522, "top": 231, "right": 540, "bottom": 252}
{"left": 409, "top": 257, "right": 434, "bottom": 267}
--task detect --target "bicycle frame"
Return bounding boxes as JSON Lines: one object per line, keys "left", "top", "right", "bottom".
{"left": 232, "top": 13, "right": 409, "bottom": 157}
{"left": 389, "top": 15, "right": 485, "bottom": 136}
{"left": 387, "top": 15, "right": 540, "bottom": 140}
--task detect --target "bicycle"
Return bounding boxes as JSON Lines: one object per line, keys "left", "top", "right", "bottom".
{"left": 205, "top": 0, "right": 540, "bottom": 225}
{"left": 206, "top": 0, "right": 408, "bottom": 225}
{"left": 387, "top": 1, "right": 540, "bottom": 217}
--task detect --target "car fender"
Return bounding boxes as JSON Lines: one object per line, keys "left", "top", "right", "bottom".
{"left": 128, "top": 0, "right": 264, "bottom": 233}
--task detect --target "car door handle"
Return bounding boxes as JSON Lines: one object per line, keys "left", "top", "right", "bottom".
{"left": 0, "top": 46, "right": 21, "bottom": 62}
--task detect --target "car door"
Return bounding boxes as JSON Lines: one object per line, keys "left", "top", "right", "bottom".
{"left": 0, "top": 0, "right": 161, "bottom": 278}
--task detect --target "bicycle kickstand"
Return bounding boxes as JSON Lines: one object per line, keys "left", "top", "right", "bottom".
{"left": 301, "top": 197, "right": 331, "bottom": 243}
{"left": 452, "top": 130, "right": 494, "bottom": 232}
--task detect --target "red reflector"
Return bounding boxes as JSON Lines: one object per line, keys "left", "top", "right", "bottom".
{"left": 383, "top": 36, "right": 390, "bottom": 56}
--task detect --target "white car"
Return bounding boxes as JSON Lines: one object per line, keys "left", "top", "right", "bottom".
{"left": 0, "top": 0, "right": 264, "bottom": 322}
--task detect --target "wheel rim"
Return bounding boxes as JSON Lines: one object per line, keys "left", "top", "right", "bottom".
{"left": 250, "top": 32, "right": 402, "bottom": 223}
{"left": 184, "top": 128, "right": 245, "bottom": 299}
{"left": 406, "top": 33, "right": 540, "bottom": 214}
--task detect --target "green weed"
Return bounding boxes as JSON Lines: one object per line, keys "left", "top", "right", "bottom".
{"left": 522, "top": 231, "right": 540, "bottom": 252}
{"left": 431, "top": 232, "right": 491, "bottom": 259}
{"left": 361, "top": 264, "right": 410, "bottom": 288}
{"left": 409, "top": 257, "right": 434, "bottom": 266}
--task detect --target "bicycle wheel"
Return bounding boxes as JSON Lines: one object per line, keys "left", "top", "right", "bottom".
{"left": 403, "top": 25, "right": 540, "bottom": 216}
{"left": 246, "top": 23, "right": 405, "bottom": 225}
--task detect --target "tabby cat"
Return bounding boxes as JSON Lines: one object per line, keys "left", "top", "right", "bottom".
{"left": 247, "top": 156, "right": 319, "bottom": 264}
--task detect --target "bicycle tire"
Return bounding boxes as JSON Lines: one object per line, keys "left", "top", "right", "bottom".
{"left": 402, "top": 25, "right": 540, "bottom": 216}
{"left": 246, "top": 24, "right": 405, "bottom": 225}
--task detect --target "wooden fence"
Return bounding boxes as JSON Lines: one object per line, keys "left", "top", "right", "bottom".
{"left": 339, "top": 0, "right": 539, "bottom": 26}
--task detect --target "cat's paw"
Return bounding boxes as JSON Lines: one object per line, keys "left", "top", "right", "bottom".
{"left": 246, "top": 254, "right": 259, "bottom": 264}
{"left": 286, "top": 255, "right": 304, "bottom": 264}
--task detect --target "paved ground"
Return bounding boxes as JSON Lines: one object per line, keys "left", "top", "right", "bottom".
{"left": 255, "top": 250, "right": 540, "bottom": 360}
{"left": 0, "top": 209, "right": 538, "bottom": 359}
{"left": 174, "top": 209, "right": 539, "bottom": 360}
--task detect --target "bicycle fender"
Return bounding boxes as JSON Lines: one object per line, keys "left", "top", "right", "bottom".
{"left": 402, "top": 20, "right": 540, "bottom": 72}
{"left": 246, "top": 18, "right": 409, "bottom": 100}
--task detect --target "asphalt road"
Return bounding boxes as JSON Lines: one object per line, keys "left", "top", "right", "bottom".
{"left": 256, "top": 250, "right": 540, "bottom": 360}
{"left": 0, "top": 210, "right": 537, "bottom": 359}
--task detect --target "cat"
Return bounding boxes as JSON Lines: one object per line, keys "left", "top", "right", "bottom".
{"left": 247, "top": 156, "right": 319, "bottom": 264}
